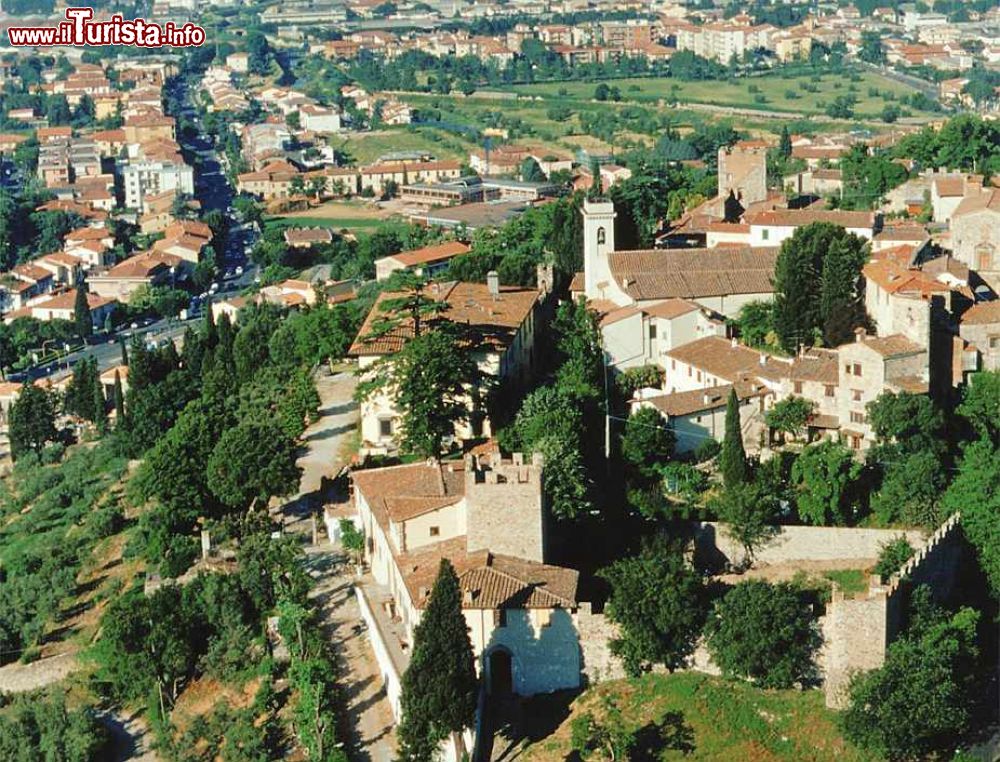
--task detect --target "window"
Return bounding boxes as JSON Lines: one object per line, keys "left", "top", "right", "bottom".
{"left": 378, "top": 418, "right": 393, "bottom": 437}
{"left": 853, "top": 363, "right": 862, "bottom": 376}
{"left": 649, "top": 323, "right": 657, "bottom": 340}
{"left": 844, "top": 363, "right": 851, "bottom": 375}
{"left": 852, "top": 389, "right": 863, "bottom": 402}
{"left": 429, "top": 526, "right": 440, "bottom": 537}
{"left": 695, "top": 415, "right": 703, "bottom": 423}
{"left": 850, "top": 411, "right": 866, "bottom": 424}
{"left": 762, "top": 229, "right": 770, "bottom": 241}
{"left": 696, "top": 371, "right": 702, "bottom": 382}
{"left": 495, "top": 609, "right": 508, "bottom": 628}
{"left": 671, "top": 360, "right": 676, "bottom": 370}
{"left": 990, "top": 335, "right": 1000, "bottom": 349}
{"left": 825, "top": 385, "right": 835, "bottom": 397}
{"left": 793, "top": 381, "right": 803, "bottom": 394}
{"left": 597, "top": 226, "right": 606, "bottom": 245}
{"left": 850, "top": 435, "right": 861, "bottom": 450}
{"left": 687, "top": 367, "right": 692, "bottom": 377}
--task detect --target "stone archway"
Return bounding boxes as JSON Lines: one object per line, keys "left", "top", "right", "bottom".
{"left": 487, "top": 647, "right": 513, "bottom": 696}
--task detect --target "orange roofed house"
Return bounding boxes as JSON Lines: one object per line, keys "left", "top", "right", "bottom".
{"left": 340, "top": 452, "right": 583, "bottom": 728}
{"left": 348, "top": 272, "right": 550, "bottom": 454}
{"left": 374, "top": 240, "right": 471, "bottom": 281}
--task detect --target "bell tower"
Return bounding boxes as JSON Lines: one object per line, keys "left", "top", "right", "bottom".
{"left": 582, "top": 199, "right": 617, "bottom": 300}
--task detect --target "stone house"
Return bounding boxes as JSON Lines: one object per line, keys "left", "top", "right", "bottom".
{"left": 959, "top": 301, "right": 1000, "bottom": 372}
{"left": 374, "top": 240, "right": 471, "bottom": 282}
{"left": 345, "top": 454, "right": 582, "bottom": 711}
{"left": 836, "top": 331, "right": 929, "bottom": 450}
{"left": 717, "top": 142, "right": 767, "bottom": 207}
{"left": 745, "top": 208, "right": 879, "bottom": 248}
{"left": 348, "top": 274, "right": 543, "bottom": 455}
{"left": 633, "top": 380, "right": 769, "bottom": 454}
{"left": 949, "top": 188, "right": 1000, "bottom": 293}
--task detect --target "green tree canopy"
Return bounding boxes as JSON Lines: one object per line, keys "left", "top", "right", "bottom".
{"left": 8, "top": 382, "right": 57, "bottom": 460}
{"left": 207, "top": 419, "right": 302, "bottom": 512}
{"left": 790, "top": 439, "right": 862, "bottom": 526}
{"left": 705, "top": 580, "right": 820, "bottom": 688}
{"left": 720, "top": 388, "right": 748, "bottom": 488}
{"left": 598, "top": 540, "right": 705, "bottom": 676}
{"left": 843, "top": 592, "right": 981, "bottom": 761}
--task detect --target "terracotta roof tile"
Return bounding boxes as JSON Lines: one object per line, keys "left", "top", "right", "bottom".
{"left": 349, "top": 281, "right": 538, "bottom": 356}
{"left": 608, "top": 246, "right": 779, "bottom": 301}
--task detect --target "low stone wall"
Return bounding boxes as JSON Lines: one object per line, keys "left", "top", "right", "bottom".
{"left": 354, "top": 585, "right": 403, "bottom": 721}
{"left": 692, "top": 521, "right": 927, "bottom": 569}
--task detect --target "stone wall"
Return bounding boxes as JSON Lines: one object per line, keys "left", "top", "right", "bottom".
{"left": 692, "top": 521, "right": 927, "bottom": 570}
{"left": 823, "top": 513, "right": 964, "bottom": 708}
{"left": 576, "top": 603, "right": 628, "bottom": 685}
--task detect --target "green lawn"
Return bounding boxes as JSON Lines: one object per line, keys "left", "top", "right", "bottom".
{"left": 520, "top": 672, "right": 879, "bottom": 762}
{"left": 822, "top": 568, "right": 871, "bottom": 597}
{"left": 331, "top": 125, "right": 474, "bottom": 166}
{"left": 263, "top": 215, "right": 389, "bottom": 232}
{"left": 505, "top": 69, "right": 931, "bottom": 119}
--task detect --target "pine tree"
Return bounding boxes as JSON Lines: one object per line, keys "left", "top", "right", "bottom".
{"left": 112, "top": 370, "right": 125, "bottom": 425}
{"left": 73, "top": 283, "right": 93, "bottom": 340}
{"left": 397, "top": 559, "right": 478, "bottom": 762}
{"left": 720, "top": 388, "right": 749, "bottom": 488}
{"left": 779, "top": 125, "right": 792, "bottom": 159}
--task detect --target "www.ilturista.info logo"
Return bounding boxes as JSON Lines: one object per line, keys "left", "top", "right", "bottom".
{"left": 7, "top": 7, "right": 206, "bottom": 47}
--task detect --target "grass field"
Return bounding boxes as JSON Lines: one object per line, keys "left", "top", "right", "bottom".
{"left": 263, "top": 215, "right": 390, "bottom": 232}
{"left": 505, "top": 69, "right": 931, "bottom": 120}
{"left": 330, "top": 125, "right": 475, "bottom": 165}
{"left": 519, "top": 672, "right": 879, "bottom": 762}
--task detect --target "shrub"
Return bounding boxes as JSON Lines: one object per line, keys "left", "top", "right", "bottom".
{"left": 693, "top": 439, "right": 720, "bottom": 463}
{"left": 874, "top": 536, "right": 915, "bottom": 582}
{"left": 705, "top": 580, "right": 820, "bottom": 688}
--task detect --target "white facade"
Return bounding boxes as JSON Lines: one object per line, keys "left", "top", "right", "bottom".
{"left": 123, "top": 161, "right": 194, "bottom": 210}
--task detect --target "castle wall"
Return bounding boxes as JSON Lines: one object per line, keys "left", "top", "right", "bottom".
{"left": 465, "top": 453, "right": 547, "bottom": 563}
{"left": 823, "top": 513, "right": 964, "bottom": 708}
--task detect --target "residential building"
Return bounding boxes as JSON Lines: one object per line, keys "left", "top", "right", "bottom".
{"left": 3, "top": 289, "right": 116, "bottom": 326}
{"left": 346, "top": 453, "right": 582, "bottom": 716}
{"left": 374, "top": 241, "right": 471, "bottom": 281}
{"left": 122, "top": 160, "right": 195, "bottom": 211}
{"left": 348, "top": 275, "right": 543, "bottom": 453}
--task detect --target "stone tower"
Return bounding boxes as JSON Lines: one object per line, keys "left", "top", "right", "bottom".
{"left": 465, "top": 452, "right": 547, "bottom": 563}
{"left": 718, "top": 143, "right": 767, "bottom": 206}
{"left": 581, "top": 199, "right": 617, "bottom": 300}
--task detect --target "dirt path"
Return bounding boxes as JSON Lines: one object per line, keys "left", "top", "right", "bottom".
{"left": 0, "top": 652, "right": 80, "bottom": 694}
{"left": 306, "top": 549, "right": 398, "bottom": 762}
{"left": 277, "top": 370, "right": 358, "bottom": 535}
{"left": 98, "top": 710, "right": 158, "bottom": 762}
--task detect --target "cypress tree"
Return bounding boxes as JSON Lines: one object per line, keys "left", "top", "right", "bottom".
{"left": 779, "top": 125, "right": 792, "bottom": 159}
{"left": 820, "top": 236, "right": 868, "bottom": 347}
{"left": 397, "top": 559, "right": 478, "bottom": 762}
{"left": 73, "top": 282, "right": 93, "bottom": 340}
{"left": 113, "top": 370, "right": 125, "bottom": 425}
{"left": 720, "top": 387, "right": 749, "bottom": 488}
{"left": 92, "top": 368, "right": 107, "bottom": 432}
{"left": 203, "top": 303, "right": 218, "bottom": 350}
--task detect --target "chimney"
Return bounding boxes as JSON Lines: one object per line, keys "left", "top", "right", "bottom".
{"left": 855, "top": 327, "right": 866, "bottom": 343}
{"left": 487, "top": 270, "right": 500, "bottom": 299}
